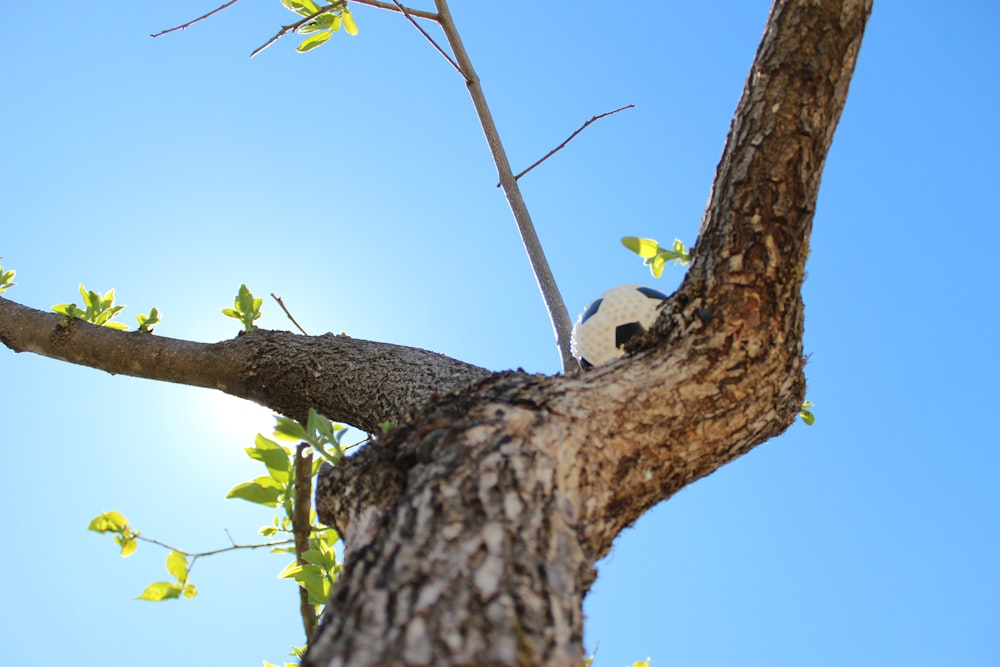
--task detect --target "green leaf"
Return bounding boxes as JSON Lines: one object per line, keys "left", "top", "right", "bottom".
{"left": 247, "top": 434, "right": 292, "bottom": 479}
{"left": 273, "top": 417, "right": 308, "bottom": 443}
{"left": 800, "top": 408, "right": 816, "bottom": 426}
{"left": 280, "top": 562, "right": 330, "bottom": 604}
{"left": 281, "top": 0, "right": 320, "bottom": 17}
{"left": 166, "top": 550, "right": 188, "bottom": 582}
{"left": 183, "top": 583, "right": 197, "bottom": 599}
{"left": 297, "top": 30, "right": 334, "bottom": 53}
{"left": 0, "top": 266, "right": 15, "bottom": 293}
{"left": 621, "top": 236, "right": 661, "bottom": 259}
{"left": 649, "top": 253, "right": 666, "bottom": 278}
{"left": 342, "top": 10, "right": 358, "bottom": 35}
{"left": 137, "top": 581, "right": 183, "bottom": 601}
{"left": 88, "top": 510, "right": 128, "bottom": 533}
{"left": 119, "top": 538, "right": 138, "bottom": 558}
{"left": 226, "top": 479, "right": 283, "bottom": 507}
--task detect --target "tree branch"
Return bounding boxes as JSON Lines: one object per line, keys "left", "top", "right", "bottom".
{"left": 503, "top": 104, "right": 635, "bottom": 186}
{"left": 251, "top": 1, "right": 348, "bottom": 58}
{"left": 293, "top": 444, "right": 318, "bottom": 640}
{"left": 390, "top": 0, "right": 462, "bottom": 77}
{"left": 271, "top": 293, "right": 309, "bottom": 335}
{"left": 351, "top": 0, "right": 438, "bottom": 21}
{"left": 151, "top": 0, "right": 241, "bottom": 39}
{"left": 0, "top": 297, "right": 490, "bottom": 432}
{"left": 434, "top": 0, "right": 576, "bottom": 373}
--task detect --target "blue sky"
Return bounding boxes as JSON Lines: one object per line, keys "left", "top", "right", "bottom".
{"left": 1, "top": 2, "right": 997, "bottom": 665}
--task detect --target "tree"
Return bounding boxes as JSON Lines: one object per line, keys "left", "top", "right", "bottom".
{"left": 0, "top": 0, "right": 872, "bottom": 665}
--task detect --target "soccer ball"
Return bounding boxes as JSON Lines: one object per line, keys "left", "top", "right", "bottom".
{"left": 571, "top": 284, "right": 669, "bottom": 368}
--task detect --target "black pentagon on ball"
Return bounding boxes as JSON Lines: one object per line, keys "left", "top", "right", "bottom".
{"left": 636, "top": 286, "right": 669, "bottom": 300}
{"left": 615, "top": 321, "right": 645, "bottom": 348}
{"left": 580, "top": 297, "right": 604, "bottom": 324}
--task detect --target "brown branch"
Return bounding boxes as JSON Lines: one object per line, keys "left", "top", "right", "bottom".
{"left": 0, "top": 297, "right": 491, "bottom": 432}
{"left": 435, "top": 0, "right": 576, "bottom": 372}
{"left": 352, "top": 0, "right": 438, "bottom": 21}
{"left": 251, "top": 1, "right": 348, "bottom": 58}
{"left": 293, "top": 444, "right": 318, "bottom": 640}
{"left": 390, "top": 0, "right": 463, "bottom": 78}
{"left": 271, "top": 293, "right": 309, "bottom": 335}
{"left": 500, "top": 104, "right": 635, "bottom": 186}
{"left": 151, "top": 0, "right": 241, "bottom": 39}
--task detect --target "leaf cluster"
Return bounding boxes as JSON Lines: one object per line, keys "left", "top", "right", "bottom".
{"left": 228, "top": 410, "right": 344, "bottom": 648}
{"left": 621, "top": 236, "right": 690, "bottom": 278}
{"left": 800, "top": 401, "right": 816, "bottom": 426}
{"left": 0, "top": 265, "right": 15, "bottom": 293}
{"left": 221, "top": 283, "right": 262, "bottom": 332}
{"left": 52, "top": 284, "right": 161, "bottom": 332}
{"left": 88, "top": 510, "right": 140, "bottom": 557}
{"left": 137, "top": 551, "right": 198, "bottom": 602}
{"left": 53, "top": 285, "right": 128, "bottom": 330}
{"left": 281, "top": 0, "right": 358, "bottom": 53}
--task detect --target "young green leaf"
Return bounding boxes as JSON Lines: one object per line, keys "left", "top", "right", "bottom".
{"left": 166, "top": 550, "right": 188, "bottom": 582}
{"left": 342, "top": 10, "right": 358, "bottom": 35}
{"left": 297, "top": 30, "right": 334, "bottom": 52}
{"left": 273, "top": 417, "right": 308, "bottom": 443}
{"left": 226, "top": 478, "right": 283, "bottom": 507}
{"left": 137, "top": 581, "right": 183, "bottom": 602}
{"left": 88, "top": 510, "right": 129, "bottom": 533}
{"left": 136, "top": 307, "right": 161, "bottom": 332}
{"left": 0, "top": 266, "right": 16, "bottom": 293}
{"left": 281, "top": 0, "right": 321, "bottom": 17}
{"left": 621, "top": 236, "right": 661, "bottom": 259}
{"left": 119, "top": 537, "right": 138, "bottom": 558}
{"left": 246, "top": 434, "right": 292, "bottom": 478}
{"left": 800, "top": 401, "right": 816, "bottom": 425}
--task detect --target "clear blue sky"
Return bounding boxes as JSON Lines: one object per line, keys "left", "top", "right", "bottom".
{"left": 2, "top": 2, "right": 997, "bottom": 665}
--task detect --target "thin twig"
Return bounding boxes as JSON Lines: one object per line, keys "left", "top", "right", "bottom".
{"left": 151, "top": 0, "right": 241, "bottom": 38}
{"left": 434, "top": 0, "right": 576, "bottom": 372}
{"left": 136, "top": 534, "right": 292, "bottom": 557}
{"left": 390, "top": 0, "right": 463, "bottom": 77}
{"left": 271, "top": 293, "right": 309, "bottom": 335}
{"left": 251, "top": 1, "right": 348, "bottom": 58}
{"left": 502, "top": 104, "right": 635, "bottom": 186}
{"left": 352, "top": 0, "right": 438, "bottom": 21}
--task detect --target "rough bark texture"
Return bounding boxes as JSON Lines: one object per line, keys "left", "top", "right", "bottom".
{"left": 0, "top": 299, "right": 489, "bottom": 432}
{"left": 0, "top": 1, "right": 871, "bottom": 665}
{"left": 305, "top": 1, "right": 872, "bottom": 664}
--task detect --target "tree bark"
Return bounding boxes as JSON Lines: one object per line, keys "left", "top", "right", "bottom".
{"left": 304, "top": 1, "right": 872, "bottom": 664}
{"left": 0, "top": 298, "right": 489, "bottom": 432}
{"left": 0, "top": 0, "right": 871, "bottom": 664}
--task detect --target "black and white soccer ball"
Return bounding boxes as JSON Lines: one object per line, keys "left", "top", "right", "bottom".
{"left": 571, "top": 284, "right": 669, "bottom": 368}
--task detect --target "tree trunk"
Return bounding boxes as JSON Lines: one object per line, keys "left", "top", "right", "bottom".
{"left": 304, "top": 1, "right": 872, "bottom": 664}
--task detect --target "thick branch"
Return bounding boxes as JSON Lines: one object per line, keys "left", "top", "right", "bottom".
{"left": 0, "top": 297, "right": 490, "bottom": 432}
{"left": 307, "top": 2, "right": 872, "bottom": 664}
